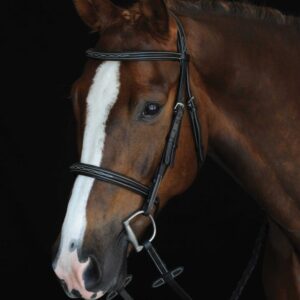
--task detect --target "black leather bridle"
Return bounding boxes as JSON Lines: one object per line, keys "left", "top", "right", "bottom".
{"left": 68, "top": 11, "right": 268, "bottom": 300}
{"left": 70, "top": 13, "right": 204, "bottom": 300}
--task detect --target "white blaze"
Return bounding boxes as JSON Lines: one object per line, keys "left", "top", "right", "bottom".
{"left": 55, "top": 61, "right": 121, "bottom": 299}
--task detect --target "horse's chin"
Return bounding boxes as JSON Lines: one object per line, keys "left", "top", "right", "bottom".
{"left": 98, "top": 237, "right": 130, "bottom": 297}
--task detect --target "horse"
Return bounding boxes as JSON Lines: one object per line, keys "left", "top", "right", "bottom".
{"left": 52, "top": 0, "right": 300, "bottom": 299}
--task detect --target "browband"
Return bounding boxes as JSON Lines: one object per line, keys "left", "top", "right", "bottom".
{"left": 86, "top": 50, "right": 185, "bottom": 61}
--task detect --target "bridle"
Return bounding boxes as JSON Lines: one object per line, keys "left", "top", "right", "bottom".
{"left": 71, "top": 13, "right": 204, "bottom": 215}
{"left": 70, "top": 12, "right": 202, "bottom": 300}
{"left": 69, "top": 12, "right": 264, "bottom": 300}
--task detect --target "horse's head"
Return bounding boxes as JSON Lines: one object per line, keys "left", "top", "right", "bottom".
{"left": 52, "top": 0, "right": 205, "bottom": 298}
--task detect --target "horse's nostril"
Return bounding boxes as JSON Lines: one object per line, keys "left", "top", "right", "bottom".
{"left": 84, "top": 256, "right": 102, "bottom": 291}
{"left": 70, "top": 289, "right": 82, "bottom": 298}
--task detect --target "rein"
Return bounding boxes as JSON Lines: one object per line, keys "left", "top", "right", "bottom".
{"left": 70, "top": 12, "right": 265, "bottom": 300}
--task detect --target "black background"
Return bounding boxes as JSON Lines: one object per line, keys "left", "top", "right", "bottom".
{"left": 1, "top": 1, "right": 299, "bottom": 299}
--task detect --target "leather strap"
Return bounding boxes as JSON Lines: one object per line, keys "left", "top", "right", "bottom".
{"left": 86, "top": 49, "right": 184, "bottom": 61}
{"left": 164, "top": 103, "right": 185, "bottom": 166}
{"left": 118, "top": 289, "right": 134, "bottom": 300}
{"left": 142, "top": 103, "right": 185, "bottom": 214}
{"left": 144, "top": 241, "right": 192, "bottom": 300}
{"left": 70, "top": 163, "right": 149, "bottom": 197}
{"left": 187, "top": 96, "right": 204, "bottom": 164}
{"left": 172, "top": 12, "right": 204, "bottom": 165}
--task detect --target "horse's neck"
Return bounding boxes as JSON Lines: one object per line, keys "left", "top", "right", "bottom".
{"left": 189, "top": 15, "right": 300, "bottom": 234}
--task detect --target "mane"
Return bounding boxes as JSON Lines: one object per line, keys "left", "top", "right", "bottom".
{"left": 168, "top": 0, "right": 300, "bottom": 29}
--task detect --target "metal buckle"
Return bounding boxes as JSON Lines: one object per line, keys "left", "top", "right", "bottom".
{"left": 123, "top": 211, "right": 157, "bottom": 253}
{"left": 187, "top": 96, "right": 195, "bottom": 105}
{"left": 174, "top": 102, "right": 185, "bottom": 112}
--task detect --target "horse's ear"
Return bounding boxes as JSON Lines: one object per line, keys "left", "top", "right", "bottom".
{"left": 74, "top": 0, "right": 169, "bottom": 34}
{"left": 123, "top": 0, "right": 169, "bottom": 34}
{"left": 73, "top": 0, "right": 121, "bottom": 31}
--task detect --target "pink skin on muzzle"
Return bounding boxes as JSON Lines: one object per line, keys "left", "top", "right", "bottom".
{"left": 54, "top": 250, "right": 105, "bottom": 299}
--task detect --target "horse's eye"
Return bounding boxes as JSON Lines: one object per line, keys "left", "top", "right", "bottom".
{"left": 142, "top": 102, "right": 161, "bottom": 117}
